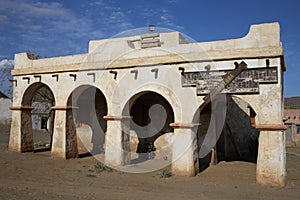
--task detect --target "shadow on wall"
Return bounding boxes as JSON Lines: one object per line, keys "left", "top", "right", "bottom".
{"left": 66, "top": 86, "right": 107, "bottom": 158}
{"left": 198, "top": 95, "right": 259, "bottom": 172}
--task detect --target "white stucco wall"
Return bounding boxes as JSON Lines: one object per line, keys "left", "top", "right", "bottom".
{"left": 0, "top": 98, "right": 12, "bottom": 124}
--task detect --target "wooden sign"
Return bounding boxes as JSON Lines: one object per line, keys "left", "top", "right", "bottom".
{"left": 181, "top": 67, "right": 278, "bottom": 95}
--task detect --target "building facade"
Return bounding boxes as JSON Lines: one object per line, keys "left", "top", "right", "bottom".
{"left": 284, "top": 109, "right": 300, "bottom": 146}
{"left": 9, "top": 22, "right": 287, "bottom": 186}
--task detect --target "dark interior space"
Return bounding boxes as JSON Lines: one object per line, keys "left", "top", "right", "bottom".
{"left": 129, "top": 92, "right": 174, "bottom": 161}
{"left": 197, "top": 95, "right": 259, "bottom": 172}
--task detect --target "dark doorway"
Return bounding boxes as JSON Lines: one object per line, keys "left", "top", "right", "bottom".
{"left": 196, "top": 95, "right": 259, "bottom": 172}
{"left": 128, "top": 92, "right": 174, "bottom": 162}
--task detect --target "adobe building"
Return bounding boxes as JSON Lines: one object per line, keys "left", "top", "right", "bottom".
{"left": 284, "top": 109, "right": 300, "bottom": 146}
{"left": 9, "top": 22, "right": 287, "bottom": 186}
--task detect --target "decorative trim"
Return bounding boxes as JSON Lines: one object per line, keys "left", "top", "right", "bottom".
{"left": 52, "top": 74, "right": 59, "bottom": 82}
{"left": 9, "top": 79, "right": 17, "bottom": 87}
{"left": 169, "top": 122, "right": 201, "bottom": 129}
{"left": 51, "top": 106, "right": 79, "bottom": 110}
{"left": 33, "top": 75, "right": 41, "bottom": 82}
{"left": 130, "top": 70, "right": 138, "bottom": 80}
{"left": 255, "top": 124, "right": 287, "bottom": 131}
{"left": 109, "top": 70, "right": 118, "bottom": 80}
{"left": 69, "top": 74, "right": 77, "bottom": 81}
{"left": 151, "top": 68, "right": 158, "bottom": 79}
{"left": 11, "top": 54, "right": 284, "bottom": 76}
{"left": 103, "top": 115, "right": 132, "bottom": 121}
{"left": 10, "top": 106, "right": 33, "bottom": 110}
{"left": 22, "top": 77, "right": 30, "bottom": 84}
{"left": 87, "top": 72, "right": 95, "bottom": 82}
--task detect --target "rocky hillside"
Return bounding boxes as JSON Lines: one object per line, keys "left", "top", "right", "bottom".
{"left": 284, "top": 96, "right": 300, "bottom": 109}
{"left": 0, "top": 59, "right": 13, "bottom": 98}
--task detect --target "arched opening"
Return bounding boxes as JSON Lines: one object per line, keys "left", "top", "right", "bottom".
{"left": 195, "top": 95, "right": 259, "bottom": 172}
{"left": 67, "top": 85, "right": 107, "bottom": 158}
{"left": 21, "top": 82, "right": 55, "bottom": 152}
{"left": 123, "top": 91, "right": 174, "bottom": 163}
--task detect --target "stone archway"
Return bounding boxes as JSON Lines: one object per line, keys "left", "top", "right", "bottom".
{"left": 20, "top": 82, "right": 55, "bottom": 152}
{"left": 195, "top": 95, "right": 259, "bottom": 172}
{"left": 66, "top": 85, "right": 108, "bottom": 158}
{"left": 123, "top": 91, "right": 175, "bottom": 163}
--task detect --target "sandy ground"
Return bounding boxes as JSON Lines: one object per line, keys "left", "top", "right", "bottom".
{"left": 0, "top": 124, "right": 299, "bottom": 200}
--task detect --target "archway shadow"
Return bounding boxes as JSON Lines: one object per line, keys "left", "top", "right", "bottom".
{"left": 67, "top": 85, "right": 107, "bottom": 158}
{"left": 33, "top": 147, "right": 51, "bottom": 153}
{"left": 78, "top": 152, "right": 93, "bottom": 158}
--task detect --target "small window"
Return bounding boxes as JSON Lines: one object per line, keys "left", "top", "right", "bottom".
{"left": 297, "top": 125, "right": 300, "bottom": 134}
{"left": 294, "top": 116, "right": 297, "bottom": 120}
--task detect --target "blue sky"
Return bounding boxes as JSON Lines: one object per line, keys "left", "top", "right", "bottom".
{"left": 0, "top": 0, "right": 299, "bottom": 97}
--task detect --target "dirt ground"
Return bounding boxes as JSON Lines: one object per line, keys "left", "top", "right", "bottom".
{"left": 0, "top": 124, "right": 299, "bottom": 200}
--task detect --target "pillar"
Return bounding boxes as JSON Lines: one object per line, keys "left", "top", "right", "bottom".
{"left": 9, "top": 106, "right": 34, "bottom": 152}
{"left": 256, "top": 124, "right": 287, "bottom": 187}
{"left": 170, "top": 123, "right": 199, "bottom": 176}
{"left": 104, "top": 116, "right": 131, "bottom": 167}
{"left": 51, "top": 106, "right": 78, "bottom": 159}
{"left": 9, "top": 108, "right": 22, "bottom": 152}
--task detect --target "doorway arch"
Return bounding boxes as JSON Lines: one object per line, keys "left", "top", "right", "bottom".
{"left": 194, "top": 95, "right": 259, "bottom": 172}
{"left": 123, "top": 91, "right": 175, "bottom": 163}
{"left": 21, "top": 82, "right": 55, "bottom": 152}
{"left": 66, "top": 85, "right": 108, "bottom": 158}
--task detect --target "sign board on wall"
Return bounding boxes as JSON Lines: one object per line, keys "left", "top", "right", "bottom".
{"left": 181, "top": 67, "right": 278, "bottom": 95}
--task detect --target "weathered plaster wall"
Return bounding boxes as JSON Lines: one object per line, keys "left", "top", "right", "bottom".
{"left": 0, "top": 98, "right": 12, "bottom": 124}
